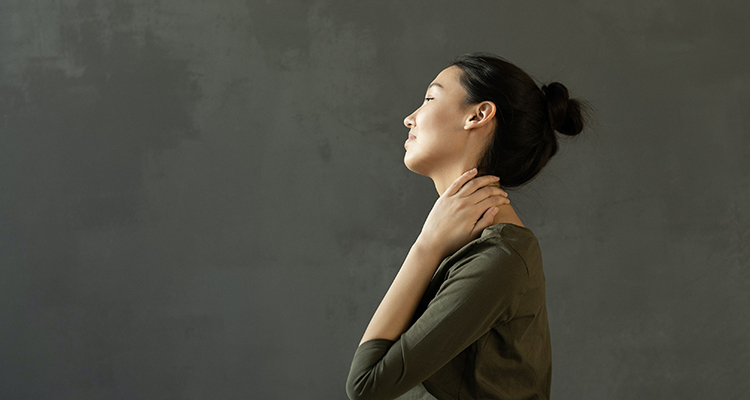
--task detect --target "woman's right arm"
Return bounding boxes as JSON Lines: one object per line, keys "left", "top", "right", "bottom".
{"left": 356, "top": 169, "right": 507, "bottom": 346}
{"left": 346, "top": 169, "right": 510, "bottom": 400}
{"left": 345, "top": 235, "right": 530, "bottom": 400}
{"left": 357, "top": 239, "right": 445, "bottom": 346}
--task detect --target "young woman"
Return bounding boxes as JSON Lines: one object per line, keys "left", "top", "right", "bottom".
{"left": 346, "top": 53, "right": 586, "bottom": 400}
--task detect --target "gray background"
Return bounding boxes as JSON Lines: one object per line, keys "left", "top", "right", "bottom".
{"left": 1, "top": 0, "right": 748, "bottom": 399}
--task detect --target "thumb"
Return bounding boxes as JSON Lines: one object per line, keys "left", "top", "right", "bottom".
{"left": 470, "top": 207, "right": 498, "bottom": 238}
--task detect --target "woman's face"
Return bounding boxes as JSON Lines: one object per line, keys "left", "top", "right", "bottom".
{"left": 403, "top": 66, "right": 472, "bottom": 177}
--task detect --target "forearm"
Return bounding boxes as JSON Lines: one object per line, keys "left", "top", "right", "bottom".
{"left": 359, "top": 239, "right": 444, "bottom": 345}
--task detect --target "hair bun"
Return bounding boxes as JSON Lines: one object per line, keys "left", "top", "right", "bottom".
{"left": 541, "top": 82, "right": 584, "bottom": 136}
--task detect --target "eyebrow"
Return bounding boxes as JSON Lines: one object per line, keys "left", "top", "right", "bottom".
{"left": 427, "top": 82, "right": 444, "bottom": 90}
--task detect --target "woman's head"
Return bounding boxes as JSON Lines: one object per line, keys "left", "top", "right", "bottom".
{"left": 402, "top": 66, "right": 497, "bottom": 180}
{"left": 404, "top": 53, "right": 587, "bottom": 189}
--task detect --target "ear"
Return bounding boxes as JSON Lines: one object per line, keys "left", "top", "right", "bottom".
{"left": 464, "top": 101, "right": 496, "bottom": 131}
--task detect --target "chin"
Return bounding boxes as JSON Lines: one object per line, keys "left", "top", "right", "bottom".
{"left": 403, "top": 154, "right": 431, "bottom": 177}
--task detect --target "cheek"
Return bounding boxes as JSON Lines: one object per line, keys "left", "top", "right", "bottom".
{"left": 431, "top": 104, "right": 464, "bottom": 132}
{"left": 415, "top": 108, "right": 448, "bottom": 137}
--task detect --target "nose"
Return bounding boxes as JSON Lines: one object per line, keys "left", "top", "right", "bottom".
{"left": 404, "top": 111, "right": 415, "bottom": 128}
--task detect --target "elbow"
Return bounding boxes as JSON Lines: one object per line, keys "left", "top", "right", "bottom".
{"left": 345, "top": 373, "right": 368, "bottom": 400}
{"left": 345, "top": 370, "right": 379, "bottom": 400}
{"left": 346, "top": 338, "right": 399, "bottom": 400}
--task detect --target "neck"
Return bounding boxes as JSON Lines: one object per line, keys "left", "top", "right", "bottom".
{"left": 431, "top": 163, "right": 477, "bottom": 196}
{"left": 491, "top": 203, "right": 525, "bottom": 227}
{"left": 430, "top": 168, "right": 525, "bottom": 228}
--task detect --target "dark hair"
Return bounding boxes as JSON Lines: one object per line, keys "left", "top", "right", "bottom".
{"left": 450, "top": 53, "right": 587, "bottom": 188}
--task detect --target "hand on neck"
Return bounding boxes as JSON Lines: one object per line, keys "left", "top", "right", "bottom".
{"left": 430, "top": 166, "right": 525, "bottom": 229}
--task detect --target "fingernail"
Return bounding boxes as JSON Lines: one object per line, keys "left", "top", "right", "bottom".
{"left": 491, "top": 207, "right": 499, "bottom": 215}
{"left": 469, "top": 168, "right": 477, "bottom": 174}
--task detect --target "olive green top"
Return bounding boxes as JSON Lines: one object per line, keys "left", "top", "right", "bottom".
{"left": 346, "top": 223, "right": 551, "bottom": 400}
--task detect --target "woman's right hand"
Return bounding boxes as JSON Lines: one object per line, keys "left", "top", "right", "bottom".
{"left": 416, "top": 168, "right": 510, "bottom": 261}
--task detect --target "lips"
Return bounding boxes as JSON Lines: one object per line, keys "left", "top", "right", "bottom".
{"left": 405, "top": 132, "right": 416, "bottom": 148}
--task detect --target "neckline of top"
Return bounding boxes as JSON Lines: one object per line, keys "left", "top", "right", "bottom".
{"left": 480, "top": 222, "right": 533, "bottom": 238}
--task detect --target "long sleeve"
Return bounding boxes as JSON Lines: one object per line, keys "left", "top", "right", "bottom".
{"left": 346, "top": 235, "right": 531, "bottom": 400}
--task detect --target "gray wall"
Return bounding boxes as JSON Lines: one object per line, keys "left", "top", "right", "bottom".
{"left": 1, "top": 0, "right": 748, "bottom": 399}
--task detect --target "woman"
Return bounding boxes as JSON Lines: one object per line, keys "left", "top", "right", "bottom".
{"left": 346, "top": 53, "right": 586, "bottom": 400}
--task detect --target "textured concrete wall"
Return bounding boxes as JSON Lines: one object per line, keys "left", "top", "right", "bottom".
{"left": 1, "top": 1, "right": 748, "bottom": 399}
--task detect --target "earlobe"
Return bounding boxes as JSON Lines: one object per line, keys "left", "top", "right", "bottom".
{"left": 464, "top": 114, "right": 479, "bottom": 130}
{"left": 464, "top": 101, "right": 496, "bottom": 129}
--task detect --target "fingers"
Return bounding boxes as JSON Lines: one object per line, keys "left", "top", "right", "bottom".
{"left": 475, "top": 194, "right": 511, "bottom": 211}
{"left": 470, "top": 206, "right": 499, "bottom": 238}
{"left": 456, "top": 175, "right": 505, "bottom": 198}
{"left": 468, "top": 186, "right": 508, "bottom": 205}
{"left": 444, "top": 168, "right": 478, "bottom": 196}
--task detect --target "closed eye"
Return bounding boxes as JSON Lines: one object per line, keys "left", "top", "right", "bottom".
{"left": 424, "top": 97, "right": 434, "bottom": 102}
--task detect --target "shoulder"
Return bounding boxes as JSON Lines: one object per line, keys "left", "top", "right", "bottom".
{"left": 426, "top": 224, "right": 539, "bottom": 322}
{"left": 481, "top": 223, "right": 541, "bottom": 267}
{"left": 440, "top": 223, "right": 540, "bottom": 285}
{"left": 448, "top": 224, "right": 538, "bottom": 271}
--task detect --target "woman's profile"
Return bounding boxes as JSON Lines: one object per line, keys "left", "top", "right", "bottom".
{"left": 346, "top": 53, "right": 587, "bottom": 400}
